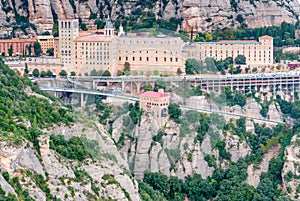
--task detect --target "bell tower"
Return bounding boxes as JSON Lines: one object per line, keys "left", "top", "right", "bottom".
{"left": 104, "top": 16, "right": 114, "bottom": 37}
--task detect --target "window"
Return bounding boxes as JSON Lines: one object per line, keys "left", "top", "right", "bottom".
{"left": 156, "top": 57, "right": 158, "bottom": 62}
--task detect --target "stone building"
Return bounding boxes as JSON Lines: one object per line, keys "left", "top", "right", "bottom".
{"left": 54, "top": 17, "right": 274, "bottom": 76}
{"left": 25, "top": 57, "right": 63, "bottom": 76}
{"left": 53, "top": 37, "right": 60, "bottom": 58}
{"left": 37, "top": 35, "right": 54, "bottom": 53}
{"left": 56, "top": 17, "right": 186, "bottom": 76}
{"left": 139, "top": 89, "right": 170, "bottom": 127}
{"left": 58, "top": 18, "right": 79, "bottom": 72}
{"left": 0, "top": 38, "right": 36, "bottom": 56}
{"left": 4, "top": 56, "right": 62, "bottom": 76}
{"left": 117, "top": 35, "right": 185, "bottom": 75}
{"left": 73, "top": 18, "right": 118, "bottom": 75}
{"left": 182, "top": 35, "right": 274, "bottom": 65}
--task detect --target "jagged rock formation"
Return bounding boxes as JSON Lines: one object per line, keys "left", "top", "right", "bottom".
{"left": 0, "top": 0, "right": 299, "bottom": 34}
{"left": 0, "top": 119, "right": 140, "bottom": 201}
{"left": 112, "top": 95, "right": 283, "bottom": 181}
{"left": 282, "top": 134, "right": 300, "bottom": 199}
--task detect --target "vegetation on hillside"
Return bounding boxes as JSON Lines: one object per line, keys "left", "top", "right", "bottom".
{"left": 139, "top": 110, "right": 298, "bottom": 200}
{"left": 194, "top": 22, "right": 298, "bottom": 47}
{"left": 0, "top": 59, "right": 74, "bottom": 145}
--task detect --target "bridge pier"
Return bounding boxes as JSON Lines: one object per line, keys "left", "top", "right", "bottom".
{"left": 80, "top": 93, "right": 87, "bottom": 107}
{"left": 136, "top": 83, "right": 141, "bottom": 94}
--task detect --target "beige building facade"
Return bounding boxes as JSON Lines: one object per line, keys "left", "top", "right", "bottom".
{"left": 73, "top": 35, "right": 118, "bottom": 75}
{"left": 117, "top": 36, "right": 185, "bottom": 75}
{"left": 139, "top": 89, "right": 170, "bottom": 127}
{"left": 26, "top": 57, "right": 63, "bottom": 76}
{"left": 56, "top": 18, "right": 274, "bottom": 76}
{"left": 37, "top": 35, "right": 54, "bottom": 53}
{"left": 57, "top": 18, "right": 186, "bottom": 76}
{"left": 4, "top": 57, "right": 63, "bottom": 76}
{"left": 53, "top": 37, "right": 60, "bottom": 58}
{"left": 182, "top": 35, "right": 273, "bottom": 65}
{"left": 58, "top": 19, "right": 79, "bottom": 72}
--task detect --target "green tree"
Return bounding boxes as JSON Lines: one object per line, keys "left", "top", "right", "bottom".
{"left": 102, "top": 70, "right": 111, "bottom": 77}
{"left": 80, "top": 23, "right": 88, "bottom": 31}
{"left": 94, "top": 19, "right": 105, "bottom": 29}
{"left": 236, "top": 14, "right": 244, "bottom": 24}
{"left": 168, "top": 103, "right": 182, "bottom": 122}
{"left": 176, "top": 68, "right": 182, "bottom": 76}
{"left": 40, "top": 70, "right": 47, "bottom": 78}
{"left": 32, "top": 68, "right": 39, "bottom": 77}
{"left": 46, "top": 70, "right": 53, "bottom": 77}
{"left": 33, "top": 42, "right": 42, "bottom": 57}
{"left": 46, "top": 48, "right": 54, "bottom": 56}
{"left": 59, "top": 70, "right": 67, "bottom": 77}
{"left": 184, "top": 174, "right": 216, "bottom": 200}
{"left": 235, "top": 55, "right": 246, "bottom": 65}
{"left": 90, "top": 69, "right": 97, "bottom": 76}
{"left": 27, "top": 44, "right": 32, "bottom": 56}
{"left": 8, "top": 45, "right": 13, "bottom": 56}
{"left": 153, "top": 70, "right": 160, "bottom": 76}
{"left": 144, "top": 84, "right": 152, "bottom": 91}
{"left": 117, "top": 70, "right": 124, "bottom": 76}
{"left": 70, "top": 71, "right": 76, "bottom": 76}
{"left": 124, "top": 62, "right": 130, "bottom": 72}
{"left": 24, "top": 63, "right": 29, "bottom": 74}
{"left": 234, "top": 92, "right": 246, "bottom": 107}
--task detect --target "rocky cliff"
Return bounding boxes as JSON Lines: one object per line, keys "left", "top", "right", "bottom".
{"left": 0, "top": 0, "right": 299, "bottom": 35}
{"left": 112, "top": 94, "right": 284, "bottom": 182}
{"left": 0, "top": 118, "right": 141, "bottom": 201}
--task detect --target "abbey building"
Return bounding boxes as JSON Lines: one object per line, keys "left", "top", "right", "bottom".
{"left": 55, "top": 17, "right": 273, "bottom": 76}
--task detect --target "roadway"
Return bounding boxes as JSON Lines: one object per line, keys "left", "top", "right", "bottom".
{"left": 39, "top": 87, "right": 140, "bottom": 101}
{"left": 36, "top": 72, "right": 300, "bottom": 87}
{"left": 180, "top": 105, "right": 284, "bottom": 125}
{"left": 40, "top": 86, "right": 284, "bottom": 125}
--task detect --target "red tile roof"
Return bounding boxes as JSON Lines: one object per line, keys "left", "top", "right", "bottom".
{"left": 259, "top": 35, "right": 273, "bottom": 39}
{"left": 140, "top": 91, "right": 168, "bottom": 98}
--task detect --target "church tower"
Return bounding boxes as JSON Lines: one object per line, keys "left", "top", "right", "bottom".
{"left": 104, "top": 16, "right": 114, "bottom": 37}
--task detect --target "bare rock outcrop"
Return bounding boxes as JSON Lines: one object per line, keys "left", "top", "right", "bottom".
{"left": 0, "top": 174, "right": 17, "bottom": 197}
{"left": 225, "top": 132, "right": 251, "bottom": 162}
{"left": 183, "top": 0, "right": 300, "bottom": 32}
{"left": 1, "top": 0, "right": 300, "bottom": 35}
{"left": 282, "top": 135, "right": 300, "bottom": 199}
{"left": 247, "top": 144, "right": 281, "bottom": 187}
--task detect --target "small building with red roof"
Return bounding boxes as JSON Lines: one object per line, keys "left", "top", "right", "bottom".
{"left": 140, "top": 89, "right": 170, "bottom": 126}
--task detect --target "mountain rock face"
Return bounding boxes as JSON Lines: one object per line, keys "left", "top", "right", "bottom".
{"left": 0, "top": 120, "right": 141, "bottom": 201}
{"left": 112, "top": 95, "right": 283, "bottom": 181}
{"left": 282, "top": 134, "right": 300, "bottom": 200}
{"left": 0, "top": 0, "right": 299, "bottom": 34}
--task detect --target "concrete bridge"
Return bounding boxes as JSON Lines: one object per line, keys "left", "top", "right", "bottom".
{"left": 36, "top": 72, "right": 300, "bottom": 97}
{"left": 40, "top": 86, "right": 139, "bottom": 106}
{"left": 40, "top": 86, "right": 284, "bottom": 125}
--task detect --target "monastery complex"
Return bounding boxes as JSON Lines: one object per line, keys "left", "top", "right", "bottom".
{"left": 1, "top": 17, "right": 274, "bottom": 76}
